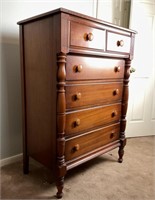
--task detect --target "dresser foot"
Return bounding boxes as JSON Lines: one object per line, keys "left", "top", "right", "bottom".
{"left": 56, "top": 177, "right": 64, "bottom": 199}
{"left": 118, "top": 139, "right": 126, "bottom": 163}
{"left": 118, "top": 146, "right": 124, "bottom": 163}
{"left": 23, "top": 155, "right": 29, "bottom": 174}
{"left": 56, "top": 192, "right": 63, "bottom": 199}
{"left": 118, "top": 156, "right": 123, "bottom": 163}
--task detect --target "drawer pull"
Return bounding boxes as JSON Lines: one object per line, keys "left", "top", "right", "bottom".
{"left": 110, "top": 132, "right": 115, "bottom": 139}
{"left": 72, "top": 144, "right": 80, "bottom": 152}
{"left": 74, "top": 118, "right": 81, "bottom": 126}
{"left": 75, "top": 64, "right": 83, "bottom": 72}
{"left": 113, "top": 89, "right": 119, "bottom": 96}
{"left": 87, "top": 32, "right": 94, "bottom": 41}
{"left": 75, "top": 92, "right": 82, "bottom": 100}
{"left": 117, "top": 40, "right": 124, "bottom": 47}
{"left": 111, "top": 110, "right": 117, "bottom": 117}
{"left": 130, "top": 67, "right": 136, "bottom": 73}
{"left": 115, "top": 66, "right": 121, "bottom": 72}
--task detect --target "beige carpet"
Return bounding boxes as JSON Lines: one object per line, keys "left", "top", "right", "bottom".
{"left": 1, "top": 136, "right": 155, "bottom": 200}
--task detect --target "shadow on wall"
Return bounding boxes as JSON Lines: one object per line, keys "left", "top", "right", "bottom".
{"left": 1, "top": 35, "right": 22, "bottom": 159}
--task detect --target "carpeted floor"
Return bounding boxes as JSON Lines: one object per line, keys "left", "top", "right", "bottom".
{"left": 1, "top": 136, "right": 155, "bottom": 200}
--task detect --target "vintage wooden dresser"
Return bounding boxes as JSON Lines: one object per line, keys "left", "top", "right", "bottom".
{"left": 18, "top": 8, "right": 136, "bottom": 198}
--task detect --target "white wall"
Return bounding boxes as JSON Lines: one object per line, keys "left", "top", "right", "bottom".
{"left": 97, "top": 0, "right": 130, "bottom": 28}
{"left": 0, "top": 0, "right": 96, "bottom": 160}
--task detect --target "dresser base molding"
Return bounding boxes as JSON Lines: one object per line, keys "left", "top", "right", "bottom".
{"left": 66, "top": 141, "right": 121, "bottom": 170}
{"left": 17, "top": 8, "right": 136, "bottom": 199}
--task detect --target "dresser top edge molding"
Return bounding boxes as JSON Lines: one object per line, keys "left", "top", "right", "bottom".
{"left": 17, "top": 7, "right": 137, "bottom": 34}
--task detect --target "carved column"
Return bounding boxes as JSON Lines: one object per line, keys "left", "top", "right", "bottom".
{"left": 118, "top": 59, "right": 131, "bottom": 163}
{"left": 56, "top": 52, "right": 67, "bottom": 198}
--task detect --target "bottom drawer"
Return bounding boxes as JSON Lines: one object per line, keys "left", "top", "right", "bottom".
{"left": 65, "top": 123, "right": 120, "bottom": 161}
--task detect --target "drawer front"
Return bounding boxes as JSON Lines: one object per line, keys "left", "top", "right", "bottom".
{"left": 107, "top": 32, "right": 131, "bottom": 53}
{"left": 66, "top": 56, "right": 125, "bottom": 81}
{"left": 65, "top": 123, "right": 120, "bottom": 161}
{"left": 70, "top": 22, "right": 105, "bottom": 50}
{"left": 66, "top": 82, "right": 123, "bottom": 109}
{"left": 66, "top": 103, "right": 121, "bottom": 135}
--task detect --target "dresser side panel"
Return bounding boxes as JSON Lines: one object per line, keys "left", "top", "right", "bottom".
{"left": 22, "top": 16, "right": 60, "bottom": 173}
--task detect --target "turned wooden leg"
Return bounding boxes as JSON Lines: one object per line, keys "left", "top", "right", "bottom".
{"left": 118, "top": 139, "right": 126, "bottom": 163}
{"left": 56, "top": 53, "right": 67, "bottom": 198}
{"left": 23, "top": 154, "right": 29, "bottom": 174}
{"left": 56, "top": 177, "right": 64, "bottom": 199}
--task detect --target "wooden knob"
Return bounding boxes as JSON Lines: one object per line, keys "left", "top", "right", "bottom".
{"left": 115, "top": 66, "right": 121, "bottom": 72}
{"left": 110, "top": 132, "right": 115, "bottom": 139}
{"left": 117, "top": 40, "right": 124, "bottom": 47}
{"left": 113, "top": 89, "right": 119, "bottom": 96}
{"left": 73, "top": 144, "right": 80, "bottom": 152}
{"left": 87, "top": 33, "right": 94, "bottom": 41}
{"left": 75, "top": 92, "right": 82, "bottom": 100}
{"left": 111, "top": 110, "right": 117, "bottom": 117}
{"left": 74, "top": 118, "right": 80, "bottom": 126}
{"left": 75, "top": 64, "right": 83, "bottom": 72}
{"left": 130, "top": 67, "right": 136, "bottom": 73}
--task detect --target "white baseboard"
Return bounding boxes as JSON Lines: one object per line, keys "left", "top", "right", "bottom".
{"left": 0, "top": 153, "right": 23, "bottom": 167}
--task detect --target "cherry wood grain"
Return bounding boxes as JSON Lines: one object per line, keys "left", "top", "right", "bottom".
{"left": 66, "top": 82, "right": 123, "bottom": 109}
{"left": 106, "top": 31, "right": 131, "bottom": 53}
{"left": 65, "top": 123, "right": 120, "bottom": 161}
{"left": 23, "top": 17, "right": 57, "bottom": 171}
{"left": 70, "top": 21, "right": 105, "bottom": 50}
{"left": 66, "top": 103, "right": 121, "bottom": 135}
{"left": 66, "top": 56, "right": 125, "bottom": 80}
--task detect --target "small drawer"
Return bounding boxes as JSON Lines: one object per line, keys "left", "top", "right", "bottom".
{"left": 66, "top": 82, "right": 123, "bottom": 109}
{"left": 107, "top": 31, "right": 131, "bottom": 53}
{"left": 66, "top": 56, "right": 125, "bottom": 81}
{"left": 66, "top": 103, "right": 121, "bottom": 135}
{"left": 65, "top": 123, "right": 120, "bottom": 161}
{"left": 70, "top": 22, "right": 105, "bottom": 50}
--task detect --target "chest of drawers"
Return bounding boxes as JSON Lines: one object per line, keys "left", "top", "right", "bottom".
{"left": 18, "top": 8, "right": 136, "bottom": 198}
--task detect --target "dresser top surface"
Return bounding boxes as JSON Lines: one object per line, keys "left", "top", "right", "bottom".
{"left": 17, "top": 7, "right": 136, "bottom": 34}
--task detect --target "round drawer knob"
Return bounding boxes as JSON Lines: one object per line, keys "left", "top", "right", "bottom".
{"left": 75, "top": 92, "right": 82, "bottom": 100}
{"left": 74, "top": 118, "right": 80, "bottom": 126}
{"left": 113, "top": 89, "right": 119, "bottom": 96}
{"left": 73, "top": 144, "right": 80, "bottom": 152}
{"left": 111, "top": 110, "right": 118, "bottom": 117}
{"left": 117, "top": 40, "right": 124, "bottom": 47}
{"left": 130, "top": 67, "right": 136, "bottom": 73}
{"left": 75, "top": 64, "right": 83, "bottom": 72}
{"left": 87, "top": 32, "right": 94, "bottom": 41}
{"left": 115, "top": 66, "right": 121, "bottom": 72}
{"left": 110, "top": 132, "right": 115, "bottom": 139}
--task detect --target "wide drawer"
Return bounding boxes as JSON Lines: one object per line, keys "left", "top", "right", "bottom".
{"left": 70, "top": 22, "right": 105, "bottom": 50}
{"left": 107, "top": 31, "right": 131, "bottom": 53}
{"left": 65, "top": 123, "right": 120, "bottom": 161}
{"left": 66, "top": 82, "right": 123, "bottom": 109}
{"left": 66, "top": 103, "right": 121, "bottom": 135}
{"left": 66, "top": 56, "right": 125, "bottom": 81}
